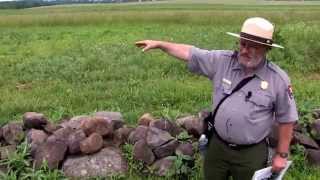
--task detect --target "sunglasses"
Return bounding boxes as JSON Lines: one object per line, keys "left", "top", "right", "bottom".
{"left": 239, "top": 39, "right": 266, "bottom": 49}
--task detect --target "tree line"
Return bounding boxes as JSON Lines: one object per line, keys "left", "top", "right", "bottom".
{"left": 0, "top": 0, "right": 147, "bottom": 9}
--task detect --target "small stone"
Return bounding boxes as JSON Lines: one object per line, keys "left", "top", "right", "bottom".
{"left": 23, "top": 112, "right": 48, "bottom": 130}
{"left": 153, "top": 139, "right": 179, "bottom": 159}
{"left": 310, "top": 119, "right": 320, "bottom": 141}
{"left": 128, "top": 126, "right": 149, "bottom": 144}
{"left": 312, "top": 109, "right": 320, "bottom": 119}
{"left": 26, "top": 129, "right": 48, "bottom": 156}
{"left": 80, "top": 117, "right": 113, "bottom": 137}
{"left": 2, "top": 122, "right": 25, "bottom": 145}
{"left": 133, "top": 140, "right": 155, "bottom": 165}
{"left": 151, "top": 156, "right": 176, "bottom": 176}
{"left": 175, "top": 142, "right": 194, "bottom": 157}
{"left": 68, "top": 130, "right": 87, "bottom": 154}
{"left": 138, "top": 113, "right": 155, "bottom": 127}
{"left": 146, "top": 127, "right": 174, "bottom": 149}
{"left": 60, "top": 115, "right": 90, "bottom": 130}
{"left": 306, "top": 149, "right": 320, "bottom": 166}
{"left": 176, "top": 115, "right": 203, "bottom": 138}
{"left": 80, "top": 133, "right": 103, "bottom": 154}
{"left": 47, "top": 127, "right": 74, "bottom": 144}
{"left": 113, "top": 127, "right": 134, "bottom": 147}
{"left": 150, "top": 118, "right": 182, "bottom": 137}
{"left": 292, "top": 132, "right": 319, "bottom": 149}
{"left": 94, "top": 111, "right": 124, "bottom": 130}
{"left": 43, "top": 123, "right": 62, "bottom": 134}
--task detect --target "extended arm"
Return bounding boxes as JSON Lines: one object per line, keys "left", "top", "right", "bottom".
{"left": 135, "top": 40, "right": 192, "bottom": 62}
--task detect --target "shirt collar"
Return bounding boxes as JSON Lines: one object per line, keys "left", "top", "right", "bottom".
{"left": 232, "top": 57, "right": 269, "bottom": 80}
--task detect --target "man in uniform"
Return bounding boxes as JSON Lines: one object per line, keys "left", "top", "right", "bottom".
{"left": 135, "top": 17, "right": 298, "bottom": 180}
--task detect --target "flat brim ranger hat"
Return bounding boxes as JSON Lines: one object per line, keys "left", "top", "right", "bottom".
{"left": 227, "top": 17, "right": 284, "bottom": 49}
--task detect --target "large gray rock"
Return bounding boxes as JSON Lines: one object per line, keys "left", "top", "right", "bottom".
{"left": 26, "top": 129, "right": 48, "bottom": 156}
{"left": 2, "top": 122, "right": 25, "bottom": 145}
{"left": 80, "top": 117, "right": 113, "bottom": 137}
{"left": 175, "top": 142, "right": 194, "bottom": 157}
{"left": 292, "top": 132, "right": 319, "bottom": 149}
{"left": 306, "top": 149, "right": 320, "bottom": 166}
{"left": 94, "top": 111, "right": 124, "bottom": 130}
{"left": 23, "top": 112, "right": 48, "bottom": 130}
{"left": 151, "top": 156, "right": 176, "bottom": 176}
{"left": 60, "top": 115, "right": 90, "bottom": 130}
{"left": 34, "top": 140, "right": 67, "bottom": 169}
{"left": 80, "top": 133, "right": 103, "bottom": 154}
{"left": 153, "top": 139, "right": 179, "bottom": 159}
{"left": 133, "top": 140, "right": 155, "bottom": 165}
{"left": 176, "top": 115, "right": 203, "bottom": 138}
{"left": 67, "top": 129, "right": 87, "bottom": 154}
{"left": 128, "top": 126, "right": 149, "bottom": 144}
{"left": 62, "top": 147, "right": 128, "bottom": 178}
{"left": 138, "top": 113, "right": 156, "bottom": 127}
{"left": 150, "top": 118, "right": 182, "bottom": 137}
{"left": 146, "top": 127, "right": 174, "bottom": 149}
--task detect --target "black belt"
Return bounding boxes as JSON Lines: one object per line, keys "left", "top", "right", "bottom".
{"left": 212, "top": 128, "right": 264, "bottom": 150}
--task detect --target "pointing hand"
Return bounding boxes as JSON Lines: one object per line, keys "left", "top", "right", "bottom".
{"left": 135, "top": 40, "right": 160, "bottom": 52}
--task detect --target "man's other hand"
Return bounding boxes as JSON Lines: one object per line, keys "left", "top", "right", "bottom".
{"left": 271, "top": 154, "right": 287, "bottom": 173}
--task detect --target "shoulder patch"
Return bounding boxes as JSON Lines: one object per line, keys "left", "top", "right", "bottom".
{"left": 287, "top": 85, "right": 294, "bottom": 99}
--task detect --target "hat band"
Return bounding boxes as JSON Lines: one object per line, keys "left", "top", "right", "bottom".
{"left": 240, "top": 32, "right": 273, "bottom": 45}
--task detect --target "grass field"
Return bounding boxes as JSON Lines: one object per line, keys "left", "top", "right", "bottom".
{"left": 0, "top": 0, "right": 320, "bottom": 179}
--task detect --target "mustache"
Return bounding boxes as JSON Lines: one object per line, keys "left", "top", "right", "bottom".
{"left": 240, "top": 53, "right": 251, "bottom": 58}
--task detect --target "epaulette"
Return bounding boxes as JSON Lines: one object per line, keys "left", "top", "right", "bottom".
{"left": 267, "top": 61, "right": 291, "bottom": 85}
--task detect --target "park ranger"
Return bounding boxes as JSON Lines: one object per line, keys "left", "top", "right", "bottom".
{"left": 135, "top": 17, "right": 298, "bottom": 180}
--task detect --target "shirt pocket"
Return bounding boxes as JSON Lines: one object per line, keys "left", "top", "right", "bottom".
{"left": 246, "top": 92, "right": 272, "bottom": 124}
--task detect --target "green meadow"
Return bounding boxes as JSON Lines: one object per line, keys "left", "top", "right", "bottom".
{"left": 0, "top": 0, "right": 320, "bottom": 179}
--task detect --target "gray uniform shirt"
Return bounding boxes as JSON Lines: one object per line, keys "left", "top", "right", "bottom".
{"left": 188, "top": 47, "right": 299, "bottom": 144}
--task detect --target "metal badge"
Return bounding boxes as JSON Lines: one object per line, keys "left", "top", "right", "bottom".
{"left": 260, "top": 81, "right": 268, "bottom": 90}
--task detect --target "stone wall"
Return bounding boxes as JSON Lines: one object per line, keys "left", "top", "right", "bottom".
{"left": 0, "top": 109, "right": 320, "bottom": 178}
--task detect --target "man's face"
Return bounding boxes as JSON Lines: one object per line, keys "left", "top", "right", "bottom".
{"left": 238, "top": 39, "right": 268, "bottom": 70}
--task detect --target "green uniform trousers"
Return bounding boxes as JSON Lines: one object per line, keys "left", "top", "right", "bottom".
{"left": 204, "top": 133, "right": 268, "bottom": 180}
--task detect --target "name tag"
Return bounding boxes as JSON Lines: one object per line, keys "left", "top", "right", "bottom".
{"left": 222, "top": 78, "right": 232, "bottom": 94}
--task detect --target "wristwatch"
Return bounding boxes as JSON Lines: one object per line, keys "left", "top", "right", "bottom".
{"left": 277, "top": 152, "right": 289, "bottom": 159}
